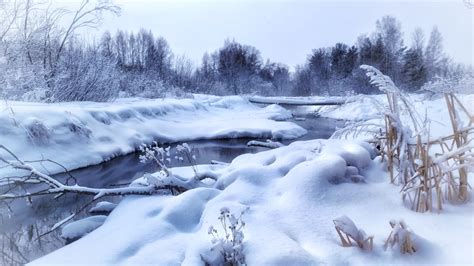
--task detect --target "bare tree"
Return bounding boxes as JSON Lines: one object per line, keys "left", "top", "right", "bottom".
{"left": 51, "top": 0, "right": 120, "bottom": 74}
{"left": 0, "top": 0, "right": 21, "bottom": 43}
{"left": 411, "top": 27, "right": 425, "bottom": 52}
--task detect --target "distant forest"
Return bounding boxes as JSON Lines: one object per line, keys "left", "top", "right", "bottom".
{"left": 0, "top": 0, "right": 471, "bottom": 102}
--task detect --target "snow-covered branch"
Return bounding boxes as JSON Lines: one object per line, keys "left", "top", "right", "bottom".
{"left": 0, "top": 144, "right": 211, "bottom": 201}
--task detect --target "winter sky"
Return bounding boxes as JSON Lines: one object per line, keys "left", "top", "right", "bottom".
{"left": 68, "top": 0, "right": 473, "bottom": 68}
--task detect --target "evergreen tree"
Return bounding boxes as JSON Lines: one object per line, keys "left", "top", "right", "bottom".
{"left": 330, "top": 43, "right": 349, "bottom": 77}
{"left": 401, "top": 48, "right": 427, "bottom": 91}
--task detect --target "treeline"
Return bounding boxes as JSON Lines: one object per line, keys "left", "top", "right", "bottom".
{"left": 97, "top": 31, "right": 292, "bottom": 97}
{"left": 0, "top": 0, "right": 470, "bottom": 102}
{"left": 293, "top": 16, "right": 467, "bottom": 95}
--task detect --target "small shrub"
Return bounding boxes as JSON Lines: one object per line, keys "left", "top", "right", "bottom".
{"left": 203, "top": 207, "right": 247, "bottom": 265}
{"left": 139, "top": 141, "right": 171, "bottom": 177}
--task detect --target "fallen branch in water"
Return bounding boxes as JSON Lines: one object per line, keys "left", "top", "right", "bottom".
{"left": 247, "top": 139, "right": 284, "bottom": 149}
{"left": 0, "top": 145, "right": 212, "bottom": 200}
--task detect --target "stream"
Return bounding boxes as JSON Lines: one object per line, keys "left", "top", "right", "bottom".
{"left": 0, "top": 105, "right": 345, "bottom": 265}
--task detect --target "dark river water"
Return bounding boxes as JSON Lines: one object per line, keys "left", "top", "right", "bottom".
{"left": 0, "top": 105, "right": 345, "bottom": 265}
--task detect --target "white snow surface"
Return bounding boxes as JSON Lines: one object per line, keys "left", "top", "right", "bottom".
{"left": 0, "top": 95, "right": 306, "bottom": 175}
{"left": 31, "top": 139, "right": 473, "bottom": 265}
{"left": 61, "top": 215, "right": 107, "bottom": 240}
{"left": 89, "top": 201, "right": 117, "bottom": 214}
{"left": 320, "top": 93, "right": 474, "bottom": 128}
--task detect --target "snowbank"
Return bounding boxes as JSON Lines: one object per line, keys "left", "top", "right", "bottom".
{"left": 31, "top": 139, "right": 473, "bottom": 265}
{"left": 248, "top": 95, "right": 346, "bottom": 105}
{"left": 320, "top": 93, "right": 474, "bottom": 134}
{"left": 0, "top": 95, "right": 306, "bottom": 175}
{"left": 89, "top": 201, "right": 117, "bottom": 215}
{"left": 61, "top": 215, "right": 107, "bottom": 242}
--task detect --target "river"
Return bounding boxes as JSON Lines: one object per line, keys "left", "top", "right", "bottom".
{"left": 0, "top": 106, "right": 345, "bottom": 265}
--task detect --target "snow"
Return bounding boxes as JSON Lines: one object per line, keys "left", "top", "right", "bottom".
{"left": 320, "top": 93, "right": 474, "bottom": 138}
{"left": 0, "top": 95, "right": 306, "bottom": 175}
{"left": 61, "top": 215, "right": 107, "bottom": 241}
{"left": 248, "top": 95, "right": 346, "bottom": 105}
{"left": 0, "top": 92, "right": 469, "bottom": 265}
{"left": 30, "top": 138, "right": 473, "bottom": 265}
{"left": 247, "top": 139, "right": 284, "bottom": 148}
{"left": 89, "top": 201, "right": 117, "bottom": 215}
{"left": 333, "top": 215, "right": 365, "bottom": 242}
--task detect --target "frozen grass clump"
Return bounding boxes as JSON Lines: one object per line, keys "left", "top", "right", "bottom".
{"left": 202, "top": 207, "right": 247, "bottom": 266}
{"left": 334, "top": 65, "right": 473, "bottom": 213}
{"left": 333, "top": 215, "right": 373, "bottom": 251}
{"left": 384, "top": 220, "right": 417, "bottom": 255}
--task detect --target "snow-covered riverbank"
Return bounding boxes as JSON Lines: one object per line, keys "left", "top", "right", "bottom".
{"left": 27, "top": 93, "right": 473, "bottom": 265}
{"left": 0, "top": 95, "right": 306, "bottom": 175}
{"left": 31, "top": 138, "right": 473, "bottom": 265}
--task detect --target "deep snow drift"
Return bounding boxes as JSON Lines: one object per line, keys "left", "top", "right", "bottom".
{"left": 31, "top": 139, "right": 473, "bottom": 265}
{"left": 0, "top": 95, "right": 306, "bottom": 175}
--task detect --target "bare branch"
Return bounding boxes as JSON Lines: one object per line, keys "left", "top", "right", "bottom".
{"left": 53, "top": 0, "right": 120, "bottom": 70}
{"left": 0, "top": 144, "right": 212, "bottom": 202}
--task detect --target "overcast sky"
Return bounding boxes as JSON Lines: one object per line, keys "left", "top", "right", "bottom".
{"left": 72, "top": 0, "right": 473, "bottom": 68}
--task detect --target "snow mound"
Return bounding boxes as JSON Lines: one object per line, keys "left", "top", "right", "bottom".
{"left": 31, "top": 139, "right": 472, "bottom": 265}
{"left": 89, "top": 201, "right": 117, "bottom": 215}
{"left": 247, "top": 139, "right": 284, "bottom": 148}
{"left": 61, "top": 215, "right": 107, "bottom": 243}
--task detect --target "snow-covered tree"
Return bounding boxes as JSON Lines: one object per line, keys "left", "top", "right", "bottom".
{"left": 424, "top": 26, "right": 444, "bottom": 79}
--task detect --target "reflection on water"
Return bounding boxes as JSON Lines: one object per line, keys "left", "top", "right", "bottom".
{"left": 0, "top": 106, "right": 345, "bottom": 265}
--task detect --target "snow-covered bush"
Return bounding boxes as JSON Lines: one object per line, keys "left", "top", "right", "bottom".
{"left": 176, "top": 143, "right": 198, "bottom": 175}
{"left": 139, "top": 142, "right": 198, "bottom": 177}
{"left": 421, "top": 73, "right": 474, "bottom": 94}
{"left": 139, "top": 141, "right": 172, "bottom": 176}
{"left": 21, "top": 87, "right": 49, "bottom": 102}
{"left": 137, "top": 142, "right": 208, "bottom": 194}
{"left": 203, "top": 207, "right": 247, "bottom": 265}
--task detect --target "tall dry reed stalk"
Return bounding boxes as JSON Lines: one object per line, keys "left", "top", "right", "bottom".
{"left": 358, "top": 65, "right": 473, "bottom": 213}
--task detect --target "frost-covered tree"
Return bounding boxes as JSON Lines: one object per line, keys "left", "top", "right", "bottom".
{"left": 375, "top": 16, "right": 405, "bottom": 83}
{"left": 330, "top": 43, "right": 358, "bottom": 78}
{"left": 217, "top": 40, "right": 262, "bottom": 94}
{"left": 0, "top": 0, "right": 120, "bottom": 101}
{"left": 293, "top": 65, "right": 313, "bottom": 96}
{"left": 259, "top": 60, "right": 291, "bottom": 95}
{"left": 50, "top": 39, "right": 119, "bottom": 102}
{"left": 411, "top": 27, "right": 425, "bottom": 52}
{"left": 171, "top": 54, "right": 195, "bottom": 90}
{"left": 425, "top": 26, "right": 444, "bottom": 79}
{"left": 400, "top": 29, "right": 428, "bottom": 91}
{"left": 401, "top": 48, "right": 427, "bottom": 91}
{"left": 195, "top": 52, "right": 219, "bottom": 93}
